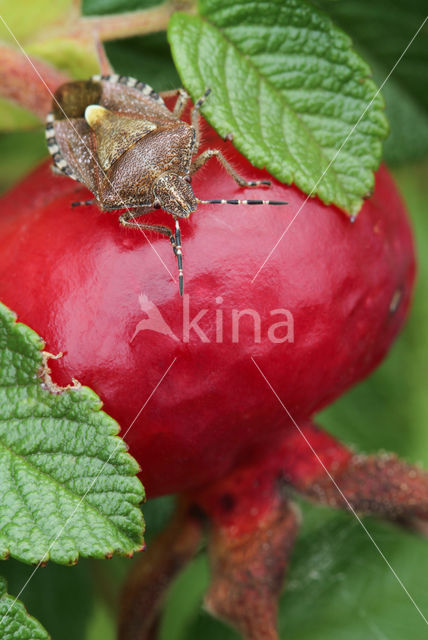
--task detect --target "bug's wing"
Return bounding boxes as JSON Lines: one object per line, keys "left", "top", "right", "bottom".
{"left": 46, "top": 115, "right": 101, "bottom": 197}
{"left": 46, "top": 80, "right": 108, "bottom": 195}
{"left": 84, "top": 105, "right": 157, "bottom": 171}
{"left": 95, "top": 74, "right": 176, "bottom": 124}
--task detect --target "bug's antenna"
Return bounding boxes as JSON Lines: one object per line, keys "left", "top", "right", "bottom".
{"left": 196, "top": 198, "right": 288, "bottom": 206}
{"left": 173, "top": 218, "right": 183, "bottom": 296}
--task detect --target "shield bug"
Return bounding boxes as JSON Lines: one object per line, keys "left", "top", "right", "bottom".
{"left": 45, "top": 74, "right": 287, "bottom": 295}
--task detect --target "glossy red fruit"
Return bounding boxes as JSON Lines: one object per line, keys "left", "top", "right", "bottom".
{"left": 0, "top": 118, "right": 415, "bottom": 498}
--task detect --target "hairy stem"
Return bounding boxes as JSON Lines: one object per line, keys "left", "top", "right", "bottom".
{"left": 284, "top": 421, "right": 428, "bottom": 533}
{"left": 204, "top": 499, "right": 299, "bottom": 640}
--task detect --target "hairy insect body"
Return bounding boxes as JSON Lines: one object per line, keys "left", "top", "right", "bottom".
{"left": 46, "top": 74, "right": 287, "bottom": 295}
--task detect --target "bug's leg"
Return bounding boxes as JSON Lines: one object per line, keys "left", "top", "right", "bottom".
{"left": 173, "top": 219, "right": 184, "bottom": 296}
{"left": 71, "top": 199, "right": 96, "bottom": 208}
{"left": 119, "top": 211, "right": 184, "bottom": 295}
{"left": 160, "top": 89, "right": 191, "bottom": 118}
{"left": 191, "top": 88, "right": 212, "bottom": 155}
{"left": 119, "top": 213, "right": 173, "bottom": 239}
{"left": 173, "top": 89, "right": 190, "bottom": 118}
{"left": 191, "top": 149, "right": 271, "bottom": 187}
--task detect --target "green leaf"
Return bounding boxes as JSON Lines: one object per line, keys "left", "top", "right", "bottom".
{"left": 168, "top": 0, "right": 388, "bottom": 216}
{"left": 0, "top": 576, "right": 49, "bottom": 639}
{"left": 0, "top": 302, "right": 145, "bottom": 565}
{"left": 315, "top": 0, "right": 428, "bottom": 165}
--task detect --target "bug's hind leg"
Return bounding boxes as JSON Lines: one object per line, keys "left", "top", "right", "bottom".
{"left": 191, "top": 149, "right": 271, "bottom": 188}
{"left": 173, "top": 89, "right": 190, "bottom": 118}
{"left": 161, "top": 89, "right": 190, "bottom": 118}
{"left": 191, "top": 88, "right": 211, "bottom": 155}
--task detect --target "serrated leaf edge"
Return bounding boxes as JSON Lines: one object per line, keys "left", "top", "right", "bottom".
{"left": 0, "top": 301, "right": 145, "bottom": 564}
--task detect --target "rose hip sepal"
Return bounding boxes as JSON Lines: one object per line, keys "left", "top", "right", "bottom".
{"left": 0, "top": 115, "right": 425, "bottom": 639}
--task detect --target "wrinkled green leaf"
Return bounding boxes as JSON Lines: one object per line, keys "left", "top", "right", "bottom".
{"left": 316, "top": 0, "right": 428, "bottom": 165}
{"left": 0, "top": 576, "right": 49, "bottom": 639}
{"left": 169, "top": 0, "right": 388, "bottom": 216}
{"left": 0, "top": 302, "right": 144, "bottom": 565}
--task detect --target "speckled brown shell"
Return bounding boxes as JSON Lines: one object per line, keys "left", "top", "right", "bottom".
{"left": 45, "top": 74, "right": 194, "bottom": 208}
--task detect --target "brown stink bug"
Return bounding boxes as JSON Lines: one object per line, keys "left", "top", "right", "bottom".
{"left": 45, "top": 74, "right": 287, "bottom": 295}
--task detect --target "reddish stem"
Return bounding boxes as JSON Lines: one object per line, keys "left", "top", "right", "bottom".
{"left": 0, "top": 44, "right": 70, "bottom": 119}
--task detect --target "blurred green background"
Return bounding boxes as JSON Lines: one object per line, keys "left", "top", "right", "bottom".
{"left": 0, "top": 0, "right": 428, "bottom": 638}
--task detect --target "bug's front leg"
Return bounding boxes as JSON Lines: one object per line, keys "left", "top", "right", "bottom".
{"left": 191, "top": 149, "right": 271, "bottom": 188}
{"left": 119, "top": 209, "right": 173, "bottom": 239}
{"left": 119, "top": 210, "right": 184, "bottom": 296}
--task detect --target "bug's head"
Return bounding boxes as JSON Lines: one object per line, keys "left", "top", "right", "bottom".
{"left": 153, "top": 173, "right": 197, "bottom": 218}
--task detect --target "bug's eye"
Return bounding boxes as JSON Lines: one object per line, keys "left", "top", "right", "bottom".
{"left": 153, "top": 199, "right": 161, "bottom": 209}
{"left": 184, "top": 175, "right": 192, "bottom": 184}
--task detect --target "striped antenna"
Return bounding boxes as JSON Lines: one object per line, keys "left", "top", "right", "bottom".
{"left": 172, "top": 218, "right": 184, "bottom": 296}
{"left": 196, "top": 198, "right": 287, "bottom": 206}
